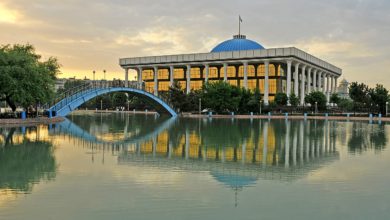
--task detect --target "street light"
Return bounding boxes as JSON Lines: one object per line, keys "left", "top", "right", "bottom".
{"left": 386, "top": 101, "right": 389, "bottom": 117}
{"left": 315, "top": 101, "right": 318, "bottom": 115}
{"left": 103, "top": 69, "right": 106, "bottom": 80}
{"left": 100, "top": 99, "right": 103, "bottom": 111}
{"left": 93, "top": 70, "right": 96, "bottom": 87}
{"left": 199, "top": 98, "right": 202, "bottom": 115}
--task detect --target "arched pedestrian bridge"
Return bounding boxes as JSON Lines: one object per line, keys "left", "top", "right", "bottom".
{"left": 48, "top": 82, "right": 177, "bottom": 117}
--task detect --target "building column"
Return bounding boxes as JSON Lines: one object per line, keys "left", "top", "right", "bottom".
{"left": 300, "top": 65, "right": 306, "bottom": 105}
{"left": 125, "top": 68, "right": 129, "bottom": 87}
{"left": 318, "top": 71, "right": 323, "bottom": 92}
{"left": 264, "top": 60, "right": 269, "bottom": 106}
{"left": 137, "top": 67, "right": 143, "bottom": 89}
{"left": 313, "top": 69, "right": 317, "bottom": 91}
{"left": 326, "top": 74, "right": 330, "bottom": 104}
{"left": 330, "top": 75, "right": 334, "bottom": 96}
{"left": 186, "top": 65, "right": 191, "bottom": 94}
{"left": 307, "top": 67, "right": 312, "bottom": 94}
{"left": 334, "top": 77, "right": 338, "bottom": 93}
{"left": 223, "top": 63, "right": 228, "bottom": 82}
{"left": 169, "top": 66, "right": 174, "bottom": 87}
{"left": 243, "top": 61, "right": 248, "bottom": 89}
{"left": 153, "top": 66, "right": 158, "bottom": 96}
{"left": 294, "top": 63, "right": 300, "bottom": 96}
{"left": 204, "top": 63, "right": 209, "bottom": 83}
{"left": 286, "top": 60, "right": 292, "bottom": 104}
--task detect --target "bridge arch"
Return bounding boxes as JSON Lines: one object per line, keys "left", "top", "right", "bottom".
{"left": 49, "top": 87, "right": 177, "bottom": 117}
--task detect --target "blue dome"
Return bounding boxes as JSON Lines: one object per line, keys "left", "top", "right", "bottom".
{"left": 211, "top": 35, "right": 265, "bottom": 53}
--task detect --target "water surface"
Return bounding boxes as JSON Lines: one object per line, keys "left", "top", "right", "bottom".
{"left": 1, "top": 113, "right": 389, "bottom": 220}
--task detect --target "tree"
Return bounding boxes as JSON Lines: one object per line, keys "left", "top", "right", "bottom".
{"left": 247, "top": 88, "right": 261, "bottom": 113}
{"left": 168, "top": 81, "right": 186, "bottom": 111}
{"left": 304, "top": 91, "right": 327, "bottom": 110}
{"left": 330, "top": 93, "right": 340, "bottom": 104}
{"left": 289, "top": 93, "right": 299, "bottom": 107}
{"left": 112, "top": 92, "right": 128, "bottom": 108}
{"left": 0, "top": 44, "right": 60, "bottom": 111}
{"left": 369, "top": 84, "right": 389, "bottom": 114}
{"left": 274, "top": 92, "right": 288, "bottom": 106}
{"left": 202, "top": 81, "right": 241, "bottom": 113}
{"left": 349, "top": 82, "right": 371, "bottom": 111}
{"left": 338, "top": 98, "right": 353, "bottom": 112}
{"left": 238, "top": 88, "right": 252, "bottom": 113}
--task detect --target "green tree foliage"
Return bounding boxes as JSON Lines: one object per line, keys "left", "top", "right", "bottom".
{"left": 168, "top": 81, "right": 186, "bottom": 111}
{"left": 112, "top": 92, "right": 128, "bottom": 108}
{"left": 0, "top": 44, "right": 60, "bottom": 111}
{"left": 274, "top": 92, "right": 288, "bottom": 106}
{"left": 247, "top": 88, "right": 261, "bottom": 113}
{"left": 238, "top": 88, "right": 252, "bottom": 113}
{"left": 304, "top": 91, "right": 327, "bottom": 110}
{"left": 330, "top": 93, "right": 340, "bottom": 104}
{"left": 289, "top": 93, "right": 299, "bottom": 107}
{"left": 349, "top": 82, "right": 371, "bottom": 110}
{"left": 369, "top": 84, "right": 389, "bottom": 114}
{"left": 337, "top": 98, "right": 354, "bottom": 111}
{"left": 201, "top": 81, "right": 241, "bottom": 113}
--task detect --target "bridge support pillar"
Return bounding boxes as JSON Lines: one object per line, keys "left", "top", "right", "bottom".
{"left": 154, "top": 66, "right": 158, "bottom": 96}
{"left": 137, "top": 67, "right": 143, "bottom": 89}
{"left": 125, "top": 68, "right": 129, "bottom": 87}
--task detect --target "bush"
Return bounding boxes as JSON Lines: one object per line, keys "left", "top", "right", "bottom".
{"left": 274, "top": 93, "right": 288, "bottom": 106}
{"left": 304, "top": 91, "right": 327, "bottom": 110}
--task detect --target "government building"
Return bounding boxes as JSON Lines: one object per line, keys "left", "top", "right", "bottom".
{"left": 119, "top": 33, "right": 342, "bottom": 105}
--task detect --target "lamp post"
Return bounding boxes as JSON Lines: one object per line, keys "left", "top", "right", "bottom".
{"left": 315, "top": 101, "right": 318, "bottom": 115}
{"left": 93, "top": 70, "right": 96, "bottom": 86}
{"left": 100, "top": 99, "right": 103, "bottom": 111}
{"left": 103, "top": 69, "right": 106, "bottom": 80}
{"left": 386, "top": 101, "right": 389, "bottom": 117}
{"left": 199, "top": 98, "right": 202, "bottom": 115}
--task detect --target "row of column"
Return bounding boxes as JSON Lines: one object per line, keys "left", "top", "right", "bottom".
{"left": 125, "top": 60, "right": 339, "bottom": 105}
{"left": 287, "top": 60, "right": 339, "bottom": 105}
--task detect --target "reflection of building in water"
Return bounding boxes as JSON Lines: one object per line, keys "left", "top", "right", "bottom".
{"left": 49, "top": 117, "right": 387, "bottom": 206}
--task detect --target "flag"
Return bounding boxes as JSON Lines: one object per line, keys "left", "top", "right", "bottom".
{"left": 239, "top": 15, "right": 243, "bottom": 23}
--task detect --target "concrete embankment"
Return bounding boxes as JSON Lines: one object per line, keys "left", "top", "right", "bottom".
{"left": 182, "top": 114, "right": 388, "bottom": 122}
{"left": 0, "top": 117, "right": 64, "bottom": 127}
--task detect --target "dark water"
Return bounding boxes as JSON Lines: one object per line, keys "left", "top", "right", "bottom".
{"left": 1, "top": 113, "right": 389, "bottom": 220}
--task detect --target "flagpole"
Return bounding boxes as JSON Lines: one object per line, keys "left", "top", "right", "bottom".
{"left": 238, "top": 16, "right": 241, "bottom": 35}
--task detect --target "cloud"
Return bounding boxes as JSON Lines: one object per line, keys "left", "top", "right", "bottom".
{"left": 0, "top": 3, "right": 20, "bottom": 23}
{"left": 0, "top": 0, "right": 389, "bottom": 87}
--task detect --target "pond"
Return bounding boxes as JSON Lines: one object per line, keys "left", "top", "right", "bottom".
{"left": 1, "top": 113, "right": 389, "bottom": 220}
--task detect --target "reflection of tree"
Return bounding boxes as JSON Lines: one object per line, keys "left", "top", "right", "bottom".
{"left": 69, "top": 113, "right": 169, "bottom": 139}
{"left": 348, "top": 123, "right": 387, "bottom": 153}
{"left": 0, "top": 139, "right": 57, "bottom": 192}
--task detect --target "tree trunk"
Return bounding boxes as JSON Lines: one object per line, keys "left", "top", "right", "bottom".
{"left": 5, "top": 95, "right": 16, "bottom": 112}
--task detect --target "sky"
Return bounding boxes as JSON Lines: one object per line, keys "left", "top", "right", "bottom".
{"left": 0, "top": 0, "right": 389, "bottom": 87}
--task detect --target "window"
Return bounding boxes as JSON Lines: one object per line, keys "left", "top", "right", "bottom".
{"left": 142, "top": 70, "right": 154, "bottom": 80}
{"left": 228, "top": 80, "right": 237, "bottom": 86}
{"left": 174, "top": 68, "right": 184, "bottom": 79}
{"left": 158, "top": 69, "right": 169, "bottom": 80}
{"left": 248, "top": 79, "right": 257, "bottom": 91}
{"left": 221, "top": 66, "right": 236, "bottom": 77}
{"left": 209, "top": 67, "right": 218, "bottom": 78}
{"left": 145, "top": 82, "right": 154, "bottom": 93}
{"left": 190, "top": 68, "right": 201, "bottom": 79}
{"left": 158, "top": 81, "right": 169, "bottom": 91}
{"left": 190, "top": 81, "right": 203, "bottom": 90}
